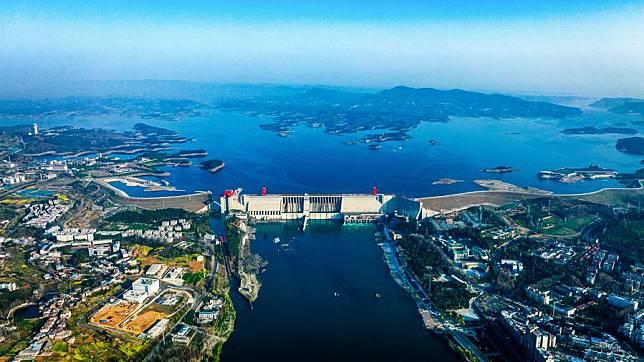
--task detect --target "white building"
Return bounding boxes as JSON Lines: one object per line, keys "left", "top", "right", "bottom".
{"left": 0, "top": 282, "right": 17, "bottom": 291}
{"left": 123, "top": 290, "right": 148, "bottom": 303}
{"left": 147, "top": 319, "right": 169, "bottom": 338}
{"left": 146, "top": 264, "right": 168, "bottom": 278}
{"left": 132, "top": 278, "right": 160, "bottom": 296}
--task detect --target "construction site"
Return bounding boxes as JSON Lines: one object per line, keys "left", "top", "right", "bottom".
{"left": 89, "top": 288, "right": 192, "bottom": 338}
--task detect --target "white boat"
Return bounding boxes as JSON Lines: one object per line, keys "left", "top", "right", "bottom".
{"left": 273, "top": 237, "right": 281, "bottom": 244}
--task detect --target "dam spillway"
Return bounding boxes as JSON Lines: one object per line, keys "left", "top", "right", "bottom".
{"left": 220, "top": 191, "right": 405, "bottom": 222}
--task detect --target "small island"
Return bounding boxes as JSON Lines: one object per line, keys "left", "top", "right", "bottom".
{"left": 538, "top": 165, "right": 617, "bottom": 183}
{"left": 177, "top": 149, "right": 208, "bottom": 158}
{"left": 432, "top": 178, "right": 463, "bottom": 185}
{"left": 480, "top": 165, "right": 518, "bottom": 173}
{"left": 474, "top": 179, "right": 550, "bottom": 194}
{"left": 616, "top": 137, "right": 644, "bottom": 155}
{"left": 562, "top": 126, "right": 637, "bottom": 135}
{"left": 200, "top": 159, "right": 225, "bottom": 173}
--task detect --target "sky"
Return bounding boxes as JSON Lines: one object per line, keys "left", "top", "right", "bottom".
{"left": 1, "top": 0, "right": 644, "bottom": 97}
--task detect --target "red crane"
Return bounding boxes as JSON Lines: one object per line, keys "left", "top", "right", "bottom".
{"left": 261, "top": 186, "right": 267, "bottom": 196}
{"left": 372, "top": 186, "right": 378, "bottom": 195}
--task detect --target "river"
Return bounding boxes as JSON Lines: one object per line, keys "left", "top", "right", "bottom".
{"left": 221, "top": 221, "right": 460, "bottom": 362}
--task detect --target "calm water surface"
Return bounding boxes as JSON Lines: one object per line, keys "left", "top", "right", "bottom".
{"left": 222, "top": 222, "right": 460, "bottom": 362}
{"left": 3, "top": 110, "right": 642, "bottom": 197}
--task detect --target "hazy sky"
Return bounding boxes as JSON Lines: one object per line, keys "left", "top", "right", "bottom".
{"left": 2, "top": 0, "right": 644, "bottom": 97}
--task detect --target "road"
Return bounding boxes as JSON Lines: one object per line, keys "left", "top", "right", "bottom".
{"left": 452, "top": 331, "right": 489, "bottom": 362}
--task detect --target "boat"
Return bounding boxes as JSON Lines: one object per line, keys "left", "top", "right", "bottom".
{"left": 273, "top": 237, "right": 280, "bottom": 244}
{"left": 333, "top": 292, "right": 340, "bottom": 297}
{"left": 368, "top": 144, "right": 382, "bottom": 150}
{"left": 375, "top": 293, "right": 381, "bottom": 298}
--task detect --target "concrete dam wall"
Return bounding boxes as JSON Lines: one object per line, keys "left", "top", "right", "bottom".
{"left": 220, "top": 192, "right": 408, "bottom": 221}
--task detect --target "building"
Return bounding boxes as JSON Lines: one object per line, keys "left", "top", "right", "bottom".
{"left": 500, "top": 259, "right": 524, "bottom": 277}
{"left": 146, "top": 264, "right": 168, "bottom": 278}
{"left": 88, "top": 245, "right": 110, "bottom": 257}
{"left": 16, "top": 341, "right": 43, "bottom": 360}
{"left": 1, "top": 174, "right": 27, "bottom": 185}
{"left": 552, "top": 304, "right": 576, "bottom": 317}
{"left": 602, "top": 254, "right": 619, "bottom": 273}
{"left": 437, "top": 237, "right": 470, "bottom": 261}
{"left": 132, "top": 278, "right": 160, "bottom": 296}
{"left": 163, "top": 267, "right": 186, "bottom": 286}
{"left": 123, "top": 290, "right": 148, "bottom": 303}
{"left": 53, "top": 228, "right": 96, "bottom": 242}
{"left": 500, "top": 310, "right": 556, "bottom": 362}
{"left": 171, "top": 323, "right": 195, "bottom": 345}
{"left": 526, "top": 287, "right": 551, "bottom": 306}
{"left": 197, "top": 309, "right": 219, "bottom": 324}
{"left": 197, "top": 297, "right": 224, "bottom": 324}
{"left": 0, "top": 282, "right": 17, "bottom": 291}
{"left": 608, "top": 295, "right": 639, "bottom": 317}
{"left": 146, "top": 318, "right": 169, "bottom": 338}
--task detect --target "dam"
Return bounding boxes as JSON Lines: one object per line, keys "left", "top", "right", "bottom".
{"left": 219, "top": 189, "right": 422, "bottom": 223}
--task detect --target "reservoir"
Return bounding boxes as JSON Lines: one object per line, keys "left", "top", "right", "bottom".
{"left": 9, "top": 109, "right": 643, "bottom": 199}
{"left": 222, "top": 221, "right": 460, "bottom": 362}
{"left": 12, "top": 304, "right": 40, "bottom": 320}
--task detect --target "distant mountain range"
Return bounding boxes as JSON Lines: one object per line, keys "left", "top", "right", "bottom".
{"left": 0, "top": 82, "right": 585, "bottom": 143}
{"left": 591, "top": 97, "right": 644, "bottom": 115}
{"left": 263, "top": 85, "right": 582, "bottom": 119}
{"left": 217, "top": 85, "right": 582, "bottom": 139}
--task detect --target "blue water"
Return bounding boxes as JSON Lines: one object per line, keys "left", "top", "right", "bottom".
{"left": 13, "top": 304, "right": 40, "bottom": 320}
{"left": 3, "top": 109, "right": 640, "bottom": 197}
{"left": 222, "top": 222, "right": 461, "bottom": 362}
{"left": 15, "top": 188, "right": 54, "bottom": 198}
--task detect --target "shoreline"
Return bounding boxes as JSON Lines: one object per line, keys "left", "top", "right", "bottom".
{"left": 236, "top": 222, "right": 261, "bottom": 303}
{"left": 206, "top": 163, "right": 225, "bottom": 173}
